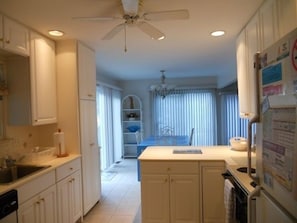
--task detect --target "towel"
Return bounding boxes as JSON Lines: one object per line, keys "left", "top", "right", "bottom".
{"left": 224, "top": 179, "right": 235, "bottom": 223}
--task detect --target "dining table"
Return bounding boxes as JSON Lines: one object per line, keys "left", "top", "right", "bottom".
{"left": 137, "top": 135, "right": 189, "bottom": 180}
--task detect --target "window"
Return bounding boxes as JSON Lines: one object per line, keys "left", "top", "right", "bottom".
{"left": 152, "top": 89, "right": 217, "bottom": 146}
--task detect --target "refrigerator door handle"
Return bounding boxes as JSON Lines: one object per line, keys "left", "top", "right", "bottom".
{"left": 248, "top": 53, "right": 261, "bottom": 181}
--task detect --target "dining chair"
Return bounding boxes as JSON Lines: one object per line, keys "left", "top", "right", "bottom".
{"left": 189, "top": 128, "right": 194, "bottom": 145}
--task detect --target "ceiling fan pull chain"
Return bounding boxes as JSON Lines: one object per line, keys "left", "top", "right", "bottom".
{"left": 124, "top": 23, "right": 127, "bottom": 52}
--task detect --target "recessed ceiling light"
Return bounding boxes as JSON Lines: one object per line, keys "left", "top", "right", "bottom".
{"left": 211, "top": 30, "right": 225, "bottom": 37}
{"left": 158, "top": 36, "right": 165, "bottom": 40}
{"left": 48, "top": 30, "right": 64, "bottom": 37}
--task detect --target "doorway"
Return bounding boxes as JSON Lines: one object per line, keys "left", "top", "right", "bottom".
{"left": 96, "top": 85, "right": 122, "bottom": 170}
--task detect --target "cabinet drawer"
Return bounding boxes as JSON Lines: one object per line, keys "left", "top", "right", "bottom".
{"left": 141, "top": 161, "right": 199, "bottom": 174}
{"left": 17, "top": 170, "right": 55, "bottom": 204}
{"left": 56, "top": 158, "right": 81, "bottom": 181}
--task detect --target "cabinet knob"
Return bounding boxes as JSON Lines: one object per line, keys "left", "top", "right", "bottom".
{"left": 0, "top": 38, "right": 3, "bottom": 42}
{"left": 70, "top": 167, "right": 73, "bottom": 170}
{"left": 167, "top": 168, "right": 171, "bottom": 172}
{"left": 88, "top": 94, "right": 93, "bottom": 97}
{"left": 164, "top": 178, "right": 168, "bottom": 183}
{"left": 5, "top": 39, "right": 10, "bottom": 44}
{"left": 90, "top": 143, "right": 95, "bottom": 146}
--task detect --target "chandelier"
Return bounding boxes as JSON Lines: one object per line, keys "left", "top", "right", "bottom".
{"left": 151, "top": 70, "right": 175, "bottom": 99}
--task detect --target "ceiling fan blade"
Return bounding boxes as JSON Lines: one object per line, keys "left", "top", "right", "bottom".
{"left": 137, "top": 21, "right": 165, "bottom": 40}
{"left": 72, "top": 16, "right": 122, "bottom": 21}
{"left": 121, "top": 0, "right": 139, "bottom": 16}
{"left": 102, "top": 23, "right": 125, "bottom": 40}
{"left": 143, "top": 9, "right": 189, "bottom": 21}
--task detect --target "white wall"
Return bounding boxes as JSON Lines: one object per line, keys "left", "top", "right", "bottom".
{"left": 217, "top": 73, "right": 237, "bottom": 88}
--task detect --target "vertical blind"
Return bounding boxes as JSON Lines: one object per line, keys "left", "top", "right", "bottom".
{"left": 152, "top": 89, "right": 217, "bottom": 146}
{"left": 220, "top": 93, "right": 249, "bottom": 145}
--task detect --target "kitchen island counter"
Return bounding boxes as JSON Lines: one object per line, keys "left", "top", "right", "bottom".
{"left": 138, "top": 145, "right": 249, "bottom": 163}
{"left": 139, "top": 145, "right": 256, "bottom": 193}
{"left": 139, "top": 146, "right": 256, "bottom": 222}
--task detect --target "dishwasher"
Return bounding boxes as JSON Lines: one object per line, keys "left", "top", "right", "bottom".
{"left": 0, "top": 189, "right": 18, "bottom": 223}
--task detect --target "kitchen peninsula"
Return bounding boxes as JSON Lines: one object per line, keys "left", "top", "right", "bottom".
{"left": 138, "top": 146, "right": 255, "bottom": 223}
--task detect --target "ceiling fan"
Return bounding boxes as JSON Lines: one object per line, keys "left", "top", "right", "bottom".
{"left": 73, "top": 0, "right": 189, "bottom": 41}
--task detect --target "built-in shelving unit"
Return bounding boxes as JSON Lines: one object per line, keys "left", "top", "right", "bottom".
{"left": 122, "top": 95, "right": 143, "bottom": 158}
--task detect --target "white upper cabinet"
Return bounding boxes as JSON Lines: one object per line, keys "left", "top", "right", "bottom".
{"left": 236, "top": 0, "right": 297, "bottom": 119}
{"left": 78, "top": 43, "right": 96, "bottom": 100}
{"left": 277, "top": 0, "right": 297, "bottom": 38}
{"left": 1, "top": 15, "right": 30, "bottom": 56}
{"left": 259, "top": 0, "right": 279, "bottom": 50}
{"left": 30, "top": 31, "right": 57, "bottom": 125}
{"left": 237, "top": 13, "right": 261, "bottom": 119}
{"left": 7, "top": 32, "right": 57, "bottom": 125}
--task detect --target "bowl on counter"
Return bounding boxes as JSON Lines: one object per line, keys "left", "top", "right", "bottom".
{"left": 230, "top": 137, "right": 247, "bottom": 151}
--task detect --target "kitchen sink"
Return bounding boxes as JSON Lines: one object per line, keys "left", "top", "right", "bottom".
{"left": 173, "top": 149, "right": 203, "bottom": 154}
{"left": 0, "top": 164, "right": 51, "bottom": 184}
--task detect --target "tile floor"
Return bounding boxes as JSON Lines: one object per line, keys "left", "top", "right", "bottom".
{"left": 83, "top": 159, "right": 141, "bottom": 223}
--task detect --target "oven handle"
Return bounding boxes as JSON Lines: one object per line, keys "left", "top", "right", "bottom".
{"left": 247, "top": 185, "right": 261, "bottom": 223}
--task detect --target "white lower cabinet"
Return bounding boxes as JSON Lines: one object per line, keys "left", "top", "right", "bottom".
{"left": 200, "top": 161, "right": 226, "bottom": 223}
{"left": 56, "top": 158, "right": 83, "bottom": 223}
{"left": 18, "top": 184, "right": 57, "bottom": 223}
{"left": 141, "top": 161, "right": 199, "bottom": 223}
{"left": 57, "top": 171, "right": 82, "bottom": 223}
{"left": 17, "top": 158, "right": 83, "bottom": 223}
{"left": 17, "top": 170, "right": 57, "bottom": 223}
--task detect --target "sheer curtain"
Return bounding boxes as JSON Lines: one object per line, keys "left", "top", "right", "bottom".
{"left": 96, "top": 85, "right": 122, "bottom": 170}
{"left": 152, "top": 89, "right": 217, "bottom": 146}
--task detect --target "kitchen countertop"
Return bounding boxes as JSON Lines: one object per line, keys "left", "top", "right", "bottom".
{"left": 0, "top": 154, "right": 81, "bottom": 195}
{"left": 139, "top": 145, "right": 256, "bottom": 194}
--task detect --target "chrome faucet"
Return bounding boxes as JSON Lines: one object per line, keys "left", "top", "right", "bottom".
{"left": 2, "top": 156, "right": 16, "bottom": 168}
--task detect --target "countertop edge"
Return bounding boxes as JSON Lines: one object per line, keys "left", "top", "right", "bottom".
{"left": 0, "top": 154, "right": 81, "bottom": 194}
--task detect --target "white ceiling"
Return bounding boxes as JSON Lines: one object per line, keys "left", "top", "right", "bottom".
{"left": 0, "top": 0, "right": 264, "bottom": 81}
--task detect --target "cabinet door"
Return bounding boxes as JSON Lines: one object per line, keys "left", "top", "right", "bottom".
{"left": 18, "top": 198, "right": 38, "bottom": 223}
{"left": 0, "top": 15, "right": 3, "bottom": 46}
{"left": 200, "top": 162, "right": 225, "bottom": 223}
{"left": 57, "top": 176, "right": 72, "bottom": 223}
{"left": 18, "top": 185, "right": 57, "bottom": 223}
{"left": 3, "top": 16, "right": 29, "bottom": 56}
{"left": 277, "top": 0, "right": 297, "bottom": 38}
{"left": 141, "top": 174, "right": 170, "bottom": 223}
{"left": 30, "top": 31, "right": 57, "bottom": 125}
{"left": 78, "top": 43, "right": 96, "bottom": 100}
{"left": 80, "top": 99, "right": 101, "bottom": 214}
{"left": 39, "top": 185, "right": 57, "bottom": 223}
{"left": 57, "top": 171, "right": 82, "bottom": 223}
{"left": 170, "top": 174, "right": 199, "bottom": 223}
{"left": 72, "top": 171, "right": 83, "bottom": 222}
{"left": 236, "top": 29, "right": 249, "bottom": 118}
{"left": 259, "top": 0, "right": 279, "bottom": 50}
{"left": 245, "top": 13, "right": 260, "bottom": 118}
